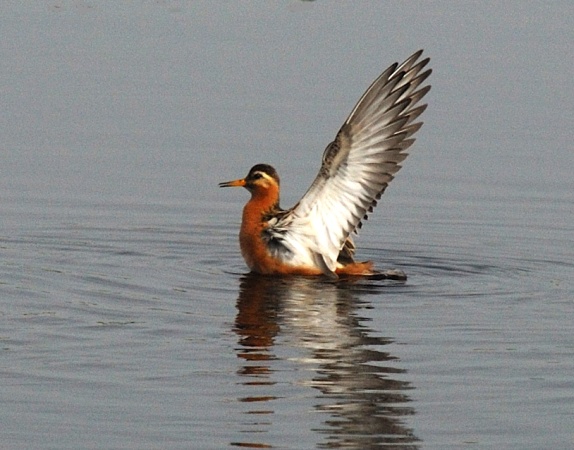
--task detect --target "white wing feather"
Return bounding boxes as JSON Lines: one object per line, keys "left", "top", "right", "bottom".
{"left": 268, "top": 50, "right": 431, "bottom": 274}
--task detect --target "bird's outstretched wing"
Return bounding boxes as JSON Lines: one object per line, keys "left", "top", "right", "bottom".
{"left": 268, "top": 50, "right": 431, "bottom": 274}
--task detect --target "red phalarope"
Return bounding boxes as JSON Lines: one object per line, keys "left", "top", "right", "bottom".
{"left": 220, "top": 50, "right": 431, "bottom": 278}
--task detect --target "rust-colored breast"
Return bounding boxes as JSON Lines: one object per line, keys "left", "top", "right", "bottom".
{"left": 239, "top": 199, "right": 274, "bottom": 273}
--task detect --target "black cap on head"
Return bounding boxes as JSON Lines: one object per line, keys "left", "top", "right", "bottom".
{"left": 247, "top": 164, "right": 280, "bottom": 185}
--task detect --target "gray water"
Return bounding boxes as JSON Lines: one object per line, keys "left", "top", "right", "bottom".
{"left": 2, "top": 2, "right": 573, "bottom": 449}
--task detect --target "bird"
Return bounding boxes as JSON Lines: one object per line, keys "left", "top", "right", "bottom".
{"left": 219, "top": 50, "right": 431, "bottom": 279}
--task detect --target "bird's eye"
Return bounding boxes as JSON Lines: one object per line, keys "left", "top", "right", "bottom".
{"left": 252, "top": 173, "right": 262, "bottom": 180}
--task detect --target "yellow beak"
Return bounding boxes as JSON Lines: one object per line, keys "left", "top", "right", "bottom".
{"left": 218, "top": 178, "right": 246, "bottom": 188}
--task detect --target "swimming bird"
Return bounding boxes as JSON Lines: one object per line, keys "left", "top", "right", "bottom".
{"left": 220, "top": 50, "right": 431, "bottom": 278}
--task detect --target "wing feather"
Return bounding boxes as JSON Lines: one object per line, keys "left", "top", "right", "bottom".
{"left": 272, "top": 50, "right": 432, "bottom": 274}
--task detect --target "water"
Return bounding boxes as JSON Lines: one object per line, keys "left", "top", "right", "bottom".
{"left": 2, "top": 2, "right": 573, "bottom": 449}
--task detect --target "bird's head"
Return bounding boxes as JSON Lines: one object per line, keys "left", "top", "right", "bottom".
{"left": 219, "top": 164, "right": 280, "bottom": 197}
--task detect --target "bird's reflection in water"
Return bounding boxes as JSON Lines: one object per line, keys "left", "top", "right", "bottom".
{"left": 233, "top": 274, "right": 419, "bottom": 449}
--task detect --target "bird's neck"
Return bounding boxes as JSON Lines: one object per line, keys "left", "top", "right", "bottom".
{"left": 246, "top": 186, "right": 280, "bottom": 216}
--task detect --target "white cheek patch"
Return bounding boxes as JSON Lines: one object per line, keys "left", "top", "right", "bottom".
{"left": 257, "top": 172, "right": 277, "bottom": 188}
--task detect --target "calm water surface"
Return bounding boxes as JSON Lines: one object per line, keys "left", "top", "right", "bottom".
{"left": 2, "top": 2, "right": 573, "bottom": 449}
